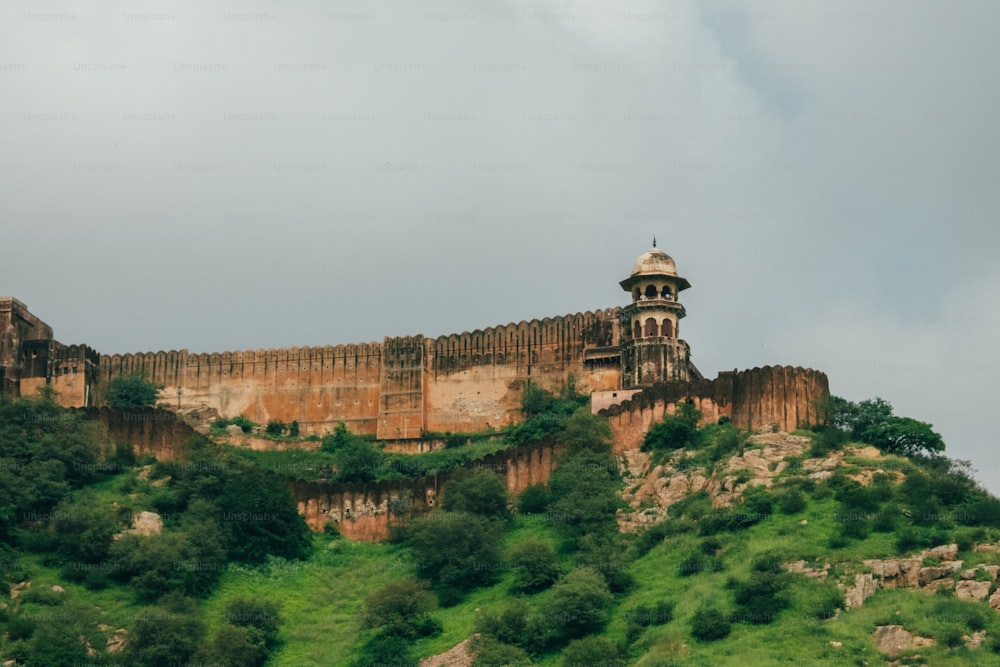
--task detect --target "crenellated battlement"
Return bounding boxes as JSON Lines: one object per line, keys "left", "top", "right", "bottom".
{"left": 2, "top": 249, "right": 828, "bottom": 440}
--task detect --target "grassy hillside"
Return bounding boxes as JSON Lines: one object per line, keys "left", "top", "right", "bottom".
{"left": 4, "top": 391, "right": 1000, "bottom": 666}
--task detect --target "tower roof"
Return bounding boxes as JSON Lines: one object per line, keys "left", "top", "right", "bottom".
{"left": 620, "top": 247, "right": 691, "bottom": 291}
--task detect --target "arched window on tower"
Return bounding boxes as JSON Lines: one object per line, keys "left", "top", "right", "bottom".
{"left": 644, "top": 284, "right": 658, "bottom": 300}
{"left": 661, "top": 286, "right": 673, "bottom": 300}
{"left": 633, "top": 321, "right": 642, "bottom": 340}
{"left": 661, "top": 319, "right": 673, "bottom": 338}
{"left": 644, "top": 318, "right": 658, "bottom": 337}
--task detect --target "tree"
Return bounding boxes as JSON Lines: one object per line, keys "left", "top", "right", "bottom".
{"left": 224, "top": 597, "right": 283, "bottom": 649}
{"left": 105, "top": 374, "right": 161, "bottom": 409}
{"left": 333, "top": 436, "right": 385, "bottom": 483}
{"left": 558, "top": 408, "right": 613, "bottom": 451}
{"left": 825, "top": 395, "right": 945, "bottom": 458}
{"left": 544, "top": 568, "right": 613, "bottom": 638}
{"left": 195, "top": 625, "right": 268, "bottom": 667}
{"left": 469, "top": 636, "right": 532, "bottom": 667}
{"left": 405, "top": 512, "right": 504, "bottom": 604}
{"left": 442, "top": 468, "right": 510, "bottom": 518}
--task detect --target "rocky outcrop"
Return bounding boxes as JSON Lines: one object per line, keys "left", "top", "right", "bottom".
{"left": 618, "top": 432, "right": 892, "bottom": 531}
{"left": 873, "top": 625, "right": 934, "bottom": 658}
{"left": 419, "top": 636, "right": 476, "bottom": 667}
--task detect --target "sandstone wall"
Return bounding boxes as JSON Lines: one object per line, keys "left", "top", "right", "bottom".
{"left": 98, "top": 344, "right": 384, "bottom": 435}
{"left": 602, "top": 366, "right": 828, "bottom": 453}
{"left": 82, "top": 407, "right": 199, "bottom": 462}
{"left": 51, "top": 344, "right": 100, "bottom": 407}
{"left": 423, "top": 310, "right": 620, "bottom": 433}
{"left": 290, "top": 440, "right": 560, "bottom": 540}
{"left": 730, "top": 366, "right": 829, "bottom": 433}
{"left": 94, "top": 309, "right": 622, "bottom": 439}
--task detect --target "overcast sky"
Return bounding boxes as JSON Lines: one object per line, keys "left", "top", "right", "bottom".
{"left": 3, "top": 1, "right": 999, "bottom": 491}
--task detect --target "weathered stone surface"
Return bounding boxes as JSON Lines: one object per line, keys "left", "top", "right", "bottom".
{"left": 784, "top": 560, "right": 830, "bottom": 580}
{"left": 106, "top": 629, "right": 128, "bottom": 654}
{"left": 975, "top": 544, "right": 1000, "bottom": 553}
{"left": 873, "top": 625, "right": 934, "bottom": 658}
{"left": 955, "top": 580, "right": 991, "bottom": 602}
{"left": 845, "top": 573, "right": 879, "bottom": 609}
{"left": 131, "top": 511, "right": 162, "bottom": 536}
{"left": 867, "top": 558, "right": 921, "bottom": 588}
{"left": 925, "top": 579, "right": 956, "bottom": 593}
{"left": 225, "top": 424, "right": 243, "bottom": 436}
{"left": 984, "top": 565, "right": 1000, "bottom": 581}
{"left": 965, "top": 630, "right": 987, "bottom": 650}
{"left": 51, "top": 585, "right": 64, "bottom": 593}
{"left": 919, "top": 567, "right": 951, "bottom": 586}
{"left": 419, "top": 636, "right": 476, "bottom": 667}
{"left": 922, "top": 544, "right": 959, "bottom": 561}
{"left": 989, "top": 589, "right": 1000, "bottom": 611}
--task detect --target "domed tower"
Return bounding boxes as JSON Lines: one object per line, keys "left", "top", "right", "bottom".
{"left": 618, "top": 241, "right": 695, "bottom": 388}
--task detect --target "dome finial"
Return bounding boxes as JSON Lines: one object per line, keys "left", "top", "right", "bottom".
{"left": 652, "top": 236, "right": 657, "bottom": 248}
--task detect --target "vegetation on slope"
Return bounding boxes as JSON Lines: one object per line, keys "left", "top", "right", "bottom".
{"left": 4, "top": 386, "right": 1000, "bottom": 666}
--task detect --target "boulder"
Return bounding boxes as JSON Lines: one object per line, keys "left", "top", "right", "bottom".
{"left": 873, "top": 625, "right": 934, "bottom": 658}
{"left": 226, "top": 424, "right": 243, "bottom": 436}
{"left": 130, "top": 511, "right": 163, "bottom": 537}
{"left": 845, "top": 573, "right": 879, "bottom": 609}
{"left": 919, "top": 567, "right": 950, "bottom": 586}
{"left": 989, "top": 589, "right": 1000, "bottom": 611}
{"left": 975, "top": 544, "right": 1000, "bottom": 553}
{"left": 923, "top": 544, "right": 959, "bottom": 561}
{"left": 955, "top": 580, "right": 991, "bottom": 602}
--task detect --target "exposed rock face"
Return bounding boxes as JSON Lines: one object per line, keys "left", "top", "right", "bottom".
{"left": 618, "top": 432, "right": 880, "bottom": 531}
{"left": 419, "top": 636, "right": 476, "bottom": 667}
{"left": 956, "top": 580, "right": 991, "bottom": 602}
{"left": 845, "top": 573, "right": 879, "bottom": 609}
{"left": 866, "top": 558, "right": 922, "bottom": 589}
{"left": 873, "top": 625, "right": 934, "bottom": 657}
{"left": 127, "top": 511, "right": 163, "bottom": 537}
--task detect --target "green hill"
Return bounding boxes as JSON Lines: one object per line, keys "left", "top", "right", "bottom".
{"left": 2, "top": 390, "right": 1000, "bottom": 666}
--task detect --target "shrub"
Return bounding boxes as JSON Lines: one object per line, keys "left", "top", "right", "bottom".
{"left": 124, "top": 594, "right": 205, "bottom": 667}
{"left": 105, "top": 374, "right": 161, "bottom": 409}
{"left": 517, "top": 484, "right": 550, "bottom": 515}
{"left": 405, "top": 512, "right": 504, "bottom": 604}
{"left": 545, "top": 568, "right": 614, "bottom": 638}
{"left": 474, "top": 598, "right": 547, "bottom": 653}
{"left": 777, "top": 489, "right": 807, "bottom": 515}
{"left": 223, "top": 597, "right": 282, "bottom": 649}
{"left": 508, "top": 539, "right": 560, "bottom": 592}
{"left": 642, "top": 403, "right": 701, "bottom": 453}
{"left": 362, "top": 579, "right": 438, "bottom": 639}
{"left": 690, "top": 605, "right": 731, "bottom": 641}
{"left": 289, "top": 420, "right": 299, "bottom": 437}
{"left": 469, "top": 636, "right": 532, "bottom": 667}
{"left": 729, "top": 571, "right": 792, "bottom": 624}
{"left": 561, "top": 636, "right": 626, "bottom": 666}
{"left": 266, "top": 420, "right": 285, "bottom": 435}
{"left": 442, "top": 468, "right": 510, "bottom": 518}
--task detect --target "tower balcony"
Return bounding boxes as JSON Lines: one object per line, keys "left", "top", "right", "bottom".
{"left": 623, "top": 298, "right": 686, "bottom": 317}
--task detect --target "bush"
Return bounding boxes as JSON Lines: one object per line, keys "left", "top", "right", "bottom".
{"left": 352, "top": 632, "right": 417, "bottom": 667}
{"left": 690, "top": 605, "right": 731, "bottom": 641}
{"left": 469, "top": 636, "right": 532, "bottom": 667}
{"left": 642, "top": 403, "right": 701, "bottom": 453}
{"left": 729, "top": 571, "right": 791, "bottom": 624}
{"left": 777, "top": 489, "right": 807, "bottom": 515}
{"left": 105, "top": 374, "right": 161, "bottom": 409}
{"left": 561, "top": 636, "right": 626, "bottom": 666}
{"left": 624, "top": 601, "right": 674, "bottom": 642}
{"left": 508, "top": 539, "right": 560, "bottom": 593}
{"left": 266, "top": 420, "right": 286, "bottom": 435}
{"left": 517, "top": 484, "right": 550, "bottom": 515}
{"left": 223, "top": 597, "right": 282, "bottom": 649}
{"left": 125, "top": 594, "right": 205, "bottom": 667}
{"left": 362, "top": 578, "right": 438, "bottom": 638}
{"left": 442, "top": 468, "right": 510, "bottom": 518}
{"left": 405, "top": 512, "right": 504, "bottom": 604}
{"left": 544, "top": 568, "right": 613, "bottom": 639}
{"left": 474, "top": 598, "right": 547, "bottom": 653}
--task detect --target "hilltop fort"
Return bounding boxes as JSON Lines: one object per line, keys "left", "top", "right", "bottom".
{"left": 0, "top": 246, "right": 829, "bottom": 436}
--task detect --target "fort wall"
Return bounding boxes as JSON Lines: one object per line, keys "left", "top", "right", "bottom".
{"left": 602, "top": 366, "right": 828, "bottom": 453}
{"left": 289, "top": 439, "right": 560, "bottom": 540}
{"left": 423, "top": 310, "right": 621, "bottom": 433}
{"left": 97, "top": 343, "right": 384, "bottom": 435}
